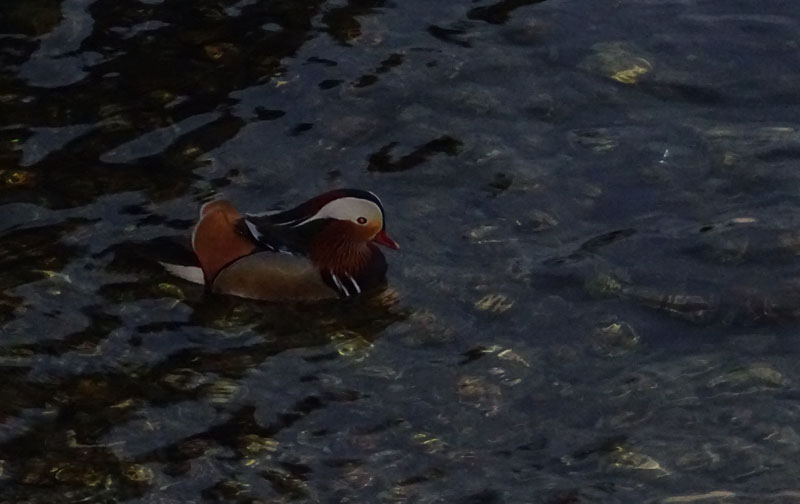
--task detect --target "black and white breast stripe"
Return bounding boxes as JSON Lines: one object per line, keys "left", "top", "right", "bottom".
{"left": 328, "top": 271, "right": 362, "bottom": 298}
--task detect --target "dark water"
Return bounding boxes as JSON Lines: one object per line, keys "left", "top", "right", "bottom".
{"left": 2, "top": 0, "right": 800, "bottom": 502}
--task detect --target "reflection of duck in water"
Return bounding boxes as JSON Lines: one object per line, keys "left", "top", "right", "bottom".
{"left": 164, "top": 189, "right": 399, "bottom": 302}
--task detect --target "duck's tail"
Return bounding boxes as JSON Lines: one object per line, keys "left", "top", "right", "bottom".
{"left": 159, "top": 262, "right": 205, "bottom": 285}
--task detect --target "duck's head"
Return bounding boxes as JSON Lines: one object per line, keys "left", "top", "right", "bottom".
{"left": 271, "top": 189, "right": 399, "bottom": 250}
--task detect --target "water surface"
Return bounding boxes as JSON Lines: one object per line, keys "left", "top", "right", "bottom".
{"left": 2, "top": 0, "right": 800, "bottom": 502}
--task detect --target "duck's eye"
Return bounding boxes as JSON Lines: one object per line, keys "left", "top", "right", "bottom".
{"left": 357, "top": 216, "right": 368, "bottom": 225}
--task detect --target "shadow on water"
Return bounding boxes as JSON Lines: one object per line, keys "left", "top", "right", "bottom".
{"left": 468, "top": 0, "right": 550, "bottom": 25}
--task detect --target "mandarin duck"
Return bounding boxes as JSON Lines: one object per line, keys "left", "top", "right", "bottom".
{"left": 164, "top": 189, "right": 398, "bottom": 301}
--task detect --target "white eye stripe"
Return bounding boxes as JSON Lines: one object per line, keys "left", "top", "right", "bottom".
{"left": 289, "top": 197, "right": 382, "bottom": 227}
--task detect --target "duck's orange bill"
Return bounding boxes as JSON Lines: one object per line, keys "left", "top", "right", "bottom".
{"left": 373, "top": 229, "right": 399, "bottom": 250}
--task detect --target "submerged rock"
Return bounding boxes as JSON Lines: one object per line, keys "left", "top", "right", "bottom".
{"left": 584, "top": 272, "right": 625, "bottom": 298}
{"left": 474, "top": 293, "right": 514, "bottom": 314}
{"left": 590, "top": 321, "right": 640, "bottom": 357}
{"left": 122, "top": 464, "right": 153, "bottom": 484}
{"left": 515, "top": 209, "right": 559, "bottom": 233}
{"left": 203, "top": 378, "right": 241, "bottom": 404}
{"left": 707, "top": 363, "right": 787, "bottom": 394}
{"left": 703, "top": 124, "right": 800, "bottom": 162}
{"left": 568, "top": 128, "right": 618, "bottom": 152}
{"left": 331, "top": 330, "right": 372, "bottom": 360}
{"left": 606, "top": 447, "right": 669, "bottom": 476}
{"left": 622, "top": 287, "right": 719, "bottom": 324}
{"left": 578, "top": 41, "right": 653, "bottom": 85}
{"left": 457, "top": 376, "right": 502, "bottom": 416}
